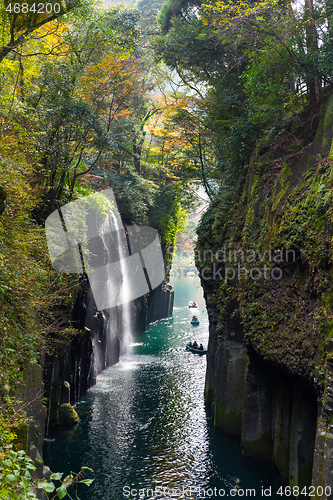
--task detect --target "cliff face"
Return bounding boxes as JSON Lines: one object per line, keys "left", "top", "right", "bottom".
{"left": 43, "top": 277, "right": 174, "bottom": 432}
{"left": 16, "top": 364, "right": 47, "bottom": 478}
{"left": 197, "top": 92, "right": 333, "bottom": 493}
{"left": 42, "top": 206, "right": 174, "bottom": 431}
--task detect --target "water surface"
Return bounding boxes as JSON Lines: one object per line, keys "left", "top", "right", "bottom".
{"left": 44, "top": 277, "right": 284, "bottom": 499}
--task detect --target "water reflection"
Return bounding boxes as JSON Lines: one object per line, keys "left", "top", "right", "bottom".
{"left": 43, "top": 277, "right": 282, "bottom": 499}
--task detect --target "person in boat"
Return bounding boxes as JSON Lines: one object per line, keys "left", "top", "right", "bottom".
{"left": 230, "top": 479, "right": 240, "bottom": 494}
{"left": 198, "top": 344, "right": 204, "bottom": 350}
{"left": 189, "top": 342, "right": 193, "bottom": 347}
{"left": 192, "top": 341, "right": 198, "bottom": 349}
{"left": 192, "top": 301, "right": 197, "bottom": 307}
{"left": 192, "top": 315, "right": 198, "bottom": 322}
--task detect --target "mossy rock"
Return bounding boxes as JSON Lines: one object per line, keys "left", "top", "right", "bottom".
{"left": 298, "top": 464, "right": 313, "bottom": 489}
{"left": 214, "top": 402, "right": 225, "bottom": 429}
{"left": 12, "top": 421, "right": 29, "bottom": 451}
{"left": 59, "top": 404, "right": 80, "bottom": 427}
{"left": 242, "top": 433, "right": 273, "bottom": 461}
{"left": 274, "top": 440, "right": 290, "bottom": 479}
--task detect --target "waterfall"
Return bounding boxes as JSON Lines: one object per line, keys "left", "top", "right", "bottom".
{"left": 81, "top": 207, "right": 133, "bottom": 377}
{"left": 44, "top": 187, "right": 170, "bottom": 418}
{"left": 91, "top": 210, "right": 132, "bottom": 369}
{"left": 110, "top": 212, "right": 132, "bottom": 355}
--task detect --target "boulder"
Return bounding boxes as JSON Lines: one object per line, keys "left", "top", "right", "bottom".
{"left": 59, "top": 403, "right": 80, "bottom": 427}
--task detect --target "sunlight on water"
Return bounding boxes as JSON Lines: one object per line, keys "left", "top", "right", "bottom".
{"left": 43, "top": 277, "right": 283, "bottom": 500}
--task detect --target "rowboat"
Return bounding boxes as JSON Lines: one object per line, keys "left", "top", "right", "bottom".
{"left": 186, "top": 344, "right": 207, "bottom": 355}
{"left": 188, "top": 301, "right": 197, "bottom": 308}
{"left": 191, "top": 320, "right": 199, "bottom": 326}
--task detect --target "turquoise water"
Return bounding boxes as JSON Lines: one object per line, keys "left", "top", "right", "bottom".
{"left": 43, "top": 277, "right": 284, "bottom": 499}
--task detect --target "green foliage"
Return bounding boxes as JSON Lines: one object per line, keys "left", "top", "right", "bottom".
{"left": 37, "top": 467, "right": 95, "bottom": 499}
{"left": 242, "top": 45, "right": 307, "bottom": 129}
{"left": 238, "top": 156, "right": 333, "bottom": 356}
{"left": 102, "top": 165, "right": 158, "bottom": 224}
{"left": 149, "top": 182, "right": 190, "bottom": 258}
{"left": 157, "top": 0, "right": 173, "bottom": 31}
{"left": 155, "top": 0, "right": 333, "bottom": 193}
{"left": 157, "top": 0, "right": 200, "bottom": 32}
{"left": 0, "top": 151, "right": 79, "bottom": 388}
{"left": 0, "top": 408, "right": 94, "bottom": 499}
{"left": 0, "top": 444, "right": 94, "bottom": 499}
{"left": 0, "top": 444, "right": 39, "bottom": 500}
{"left": 25, "top": 5, "right": 142, "bottom": 210}
{"left": 137, "top": 0, "right": 165, "bottom": 36}
{"left": 154, "top": 6, "right": 258, "bottom": 180}
{"left": 154, "top": 15, "right": 224, "bottom": 81}
{"left": 0, "top": 0, "right": 80, "bottom": 63}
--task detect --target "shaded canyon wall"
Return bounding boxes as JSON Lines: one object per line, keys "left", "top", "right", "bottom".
{"left": 43, "top": 277, "right": 173, "bottom": 432}
{"left": 197, "top": 92, "right": 333, "bottom": 495}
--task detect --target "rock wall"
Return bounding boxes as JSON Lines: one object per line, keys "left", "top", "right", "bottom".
{"left": 43, "top": 276, "right": 173, "bottom": 432}
{"left": 197, "top": 92, "right": 333, "bottom": 494}
{"left": 147, "top": 281, "right": 174, "bottom": 323}
{"left": 204, "top": 290, "right": 318, "bottom": 487}
{"left": 312, "top": 357, "right": 333, "bottom": 496}
{"left": 16, "top": 364, "right": 47, "bottom": 478}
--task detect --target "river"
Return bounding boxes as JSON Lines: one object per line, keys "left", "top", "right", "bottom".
{"left": 43, "top": 277, "right": 284, "bottom": 499}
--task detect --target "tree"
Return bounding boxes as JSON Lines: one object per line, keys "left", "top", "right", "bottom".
{"left": 0, "top": 0, "right": 80, "bottom": 62}
{"left": 27, "top": 6, "right": 142, "bottom": 209}
{"left": 144, "top": 93, "right": 217, "bottom": 197}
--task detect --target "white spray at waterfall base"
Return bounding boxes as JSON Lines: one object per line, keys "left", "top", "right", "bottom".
{"left": 45, "top": 187, "right": 165, "bottom": 369}
{"left": 110, "top": 212, "right": 132, "bottom": 354}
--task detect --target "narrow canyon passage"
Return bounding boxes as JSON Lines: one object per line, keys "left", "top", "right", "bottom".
{"left": 43, "top": 277, "right": 283, "bottom": 499}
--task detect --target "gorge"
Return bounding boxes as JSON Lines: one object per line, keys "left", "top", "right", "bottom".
{"left": 196, "top": 93, "right": 333, "bottom": 494}
{"left": 2, "top": 0, "right": 333, "bottom": 497}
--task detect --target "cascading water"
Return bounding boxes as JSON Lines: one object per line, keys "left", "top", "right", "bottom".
{"left": 44, "top": 187, "right": 170, "bottom": 421}
{"left": 83, "top": 207, "right": 133, "bottom": 378}
{"left": 110, "top": 212, "right": 132, "bottom": 354}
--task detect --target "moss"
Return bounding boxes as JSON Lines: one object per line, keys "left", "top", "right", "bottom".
{"left": 322, "top": 95, "right": 333, "bottom": 152}
{"left": 270, "top": 163, "right": 293, "bottom": 214}
{"left": 12, "top": 421, "right": 29, "bottom": 451}
{"left": 224, "top": 409, "right": 242, "bottom": 437}
{"left": 59, "top": 403, "right": 80, "bottom": 427}
{"left": 298, "top": 464, "right": 313, "bottom": 488}
{"left": 274, "top": 440, "right": 290, "bottom": 479}
{"left": 242, "top": 433, "right": 273, "bottom": 461}
{"left": 231, "top": 152, "right": 333, "bottom": 381}
{"left": 214, "top": 402, "right": 225, "bottom": 429}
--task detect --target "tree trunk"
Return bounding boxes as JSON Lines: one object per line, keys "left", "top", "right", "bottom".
{"left": 304, "top": 0, "right": 320, "bottom": 102}
{"left": 133, "top": 137, "right": 142, "bottom": 175}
